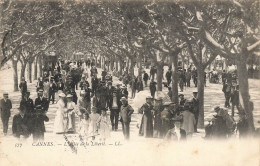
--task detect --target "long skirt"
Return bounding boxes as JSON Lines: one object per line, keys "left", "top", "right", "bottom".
{"left": 139, "top": 114, "right": 153, "bottom": 138}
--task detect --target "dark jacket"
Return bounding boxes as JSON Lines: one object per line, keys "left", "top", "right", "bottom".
{"left": 31, "top": 112, "right": 49, "bottom": 133}
{"left": 12, "top": 114, "right": 31, "bottom": 138}
{"left": 120, "top": 104, "right": 134, "bottom": 123}
{"left": 0, "top": 98, "right": 12, "bottom": 118}
{"left": 20, "top": 98, "right": 34, "bottom": 115}
{"left": 35, "top": 97, "right": 49, "bottom": 112}
{"left": 143, "top": 73, "right": 149, "bottom": 81}
{"left": 19, "top": 82, "right": 27, "bottom": 93}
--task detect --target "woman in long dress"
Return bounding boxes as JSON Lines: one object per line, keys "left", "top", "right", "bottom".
{"left": 66, "top": 94, "right": 78, "bottom": 133}
{"left": 97, "top": 110, "right": 110, "bottom": 141}
{"left": 43, "top": 78, "right": 50, "bottom": 99}
{"left": 53, "top": 93, "right": 66, "bottom": 134}
{"left": 139, "top": 96, "right": 154, "bottom": 138}
{"left": 89, "top": 107, "right": 100, "bottom": 139}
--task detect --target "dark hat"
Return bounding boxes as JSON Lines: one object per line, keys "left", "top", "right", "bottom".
{"left": 26, "top": 91, "right": 30, "bottom": 94}
{"left": 214, "top": 106, "right": 221, "bottom": 112}
{"left": 178, "top": 94, "right": 184, "bottom": 97}
{"left": 3, "top": 92, "right": 8, "bottom": 95}
{"left": 146, "top": 96, "right": 153, "bottom": 99}
{"left": 107, "top": 81, "right": 112, "bottom": 85}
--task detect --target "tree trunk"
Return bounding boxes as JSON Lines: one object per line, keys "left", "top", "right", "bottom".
{"left": 119, "top": 59, "right": 123, "bottom": 75}
{"left": 12, "top": 59, "right": 19, "bottom": 91}
{"left": 156, "top": 62, "right": 163, "bottom": 91}
{"left": 171, "top": 55, "right": 179, "bottom": 105}
{"left": 28, "top": 62, "right": 32, "bottom": 83}
{"left": 126, "top": 58, "right": 129, "bottom": 73}
{"left": 197, "top": 66, "right": 205, "bottom": 128}
{"left": 110, "top": 59, "right": 114, "bottom": 71}
{"left": 34, "top": 56, "right": 38, "bottom": 80}
{"left": 20, "top": 62, "right": 27, "bottom": 81}
{"left": 138, "top": 56, "right": 143, "bottom": 77}
{"left": 236, "top": 55, "right": 255, "bottom": 133}
{"left": 39, "top": 55, "right": 43, "bottom": 77}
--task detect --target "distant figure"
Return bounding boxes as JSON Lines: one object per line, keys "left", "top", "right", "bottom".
{"left": 149, "top": 81, "right": 157, "bottom": 98}
{"left": 19, "top": 77, "right": 27, "bottom": 99}
{"left": 143, "top": 71, "right": 149, "bottom": 87}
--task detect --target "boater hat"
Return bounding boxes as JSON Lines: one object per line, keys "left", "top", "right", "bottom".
{"left": 59, "top": 93, "right": 66, "bottom": 97}
{"left": 155, "top": 97, "right": 163, "bottom": 101}
{"left": 66, "top": 94, "right": 73, "bottom": 98}
{"left": 146, "top": 96, "right": 153, "bottom": 99}
{"left": 120, "top": 97, "right": 127, "bottom": 101}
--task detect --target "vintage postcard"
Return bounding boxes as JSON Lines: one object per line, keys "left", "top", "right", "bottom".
{"left": 0, "top": 0, "right": 259, "bottom": 166}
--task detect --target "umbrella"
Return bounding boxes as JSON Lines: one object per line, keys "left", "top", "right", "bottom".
{"left": 132, "top": 91, "right": 171, "bottom": 109}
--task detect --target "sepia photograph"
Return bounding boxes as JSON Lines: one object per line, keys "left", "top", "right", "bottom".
{"left": 0, "top": 0, "right": 259, "bottom": 166}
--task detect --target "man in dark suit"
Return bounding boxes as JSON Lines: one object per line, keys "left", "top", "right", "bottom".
{"left": 12, "top": 106, "right": 31, "bottom": 139}
{"left": 35, "top": 90, "right": 49, "bottom": 113}
{"left": 20, "top": 91, "right": 34, "bottom": 115}
{"left": 31, "top": 105, "right": 49, "bottom": 142}
{"left": 49, "top": 79, "right": 57, "bottom": 104}
{"left": 119, "top": 97, "right": 134, "bottom": 140}
{"left": 91, "top": 75, "right": 99, "bottom": 95}
{"left": 0, "top": 93, "right": 12, "bottom": 136}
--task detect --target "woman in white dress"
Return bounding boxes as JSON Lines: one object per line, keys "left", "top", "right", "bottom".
{"left": 66, "top": 94, "right": 78, "bottom": 133}
{"left": 97, "top": 110, "right": 110, "bottom": 141}
{"left": 43, "top": 78, "right": 50, "bottom": 99}
{"left": 53, "top": 93, "right": 66, "bottom": 134}
{"left": 89, "top": 107, "right": 100, "bottom": 139}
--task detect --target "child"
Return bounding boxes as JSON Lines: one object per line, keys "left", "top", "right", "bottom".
{"left": 79, "top": 113, "right": 90, "bottom": 139}
{"left": 97, "top": 110, "right": 110, "bottom": 142}
{"left": 89, "top": 107, "right": 100, "bottom": 140}
{"left": 165, "top": 121, "right": 186, "bottom": 141}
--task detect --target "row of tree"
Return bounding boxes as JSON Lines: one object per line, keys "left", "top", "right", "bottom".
{"left": 1, "top": 0, "right": 259, "bottom": 132}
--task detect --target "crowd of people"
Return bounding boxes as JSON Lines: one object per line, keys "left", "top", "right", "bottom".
{"left": 0, "top": 58, "right": 259, "bottom": 143}
{"left": 0, "top": 58, "right": 136, "bottom": 142}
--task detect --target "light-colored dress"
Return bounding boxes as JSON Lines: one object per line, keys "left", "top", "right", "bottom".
{"left": 54, "top": 99, "right": 66, "bottom": 133}
{"left": 89, "top": 113, "right": 100, "bottom": 136}
{"left": 43, "top": 82, "right": 50, "bottom": 99}
{"left": 181, "top": 110, "right": 196, "bottom": 135}
{"left": 97, "top": 115, "right": 110, "bottom": 140}
{"left": 79, "top": 119, "right": 90, "bottom": 136}
{"left": 66, "top": 101, "right": 78, "bottom": 132}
